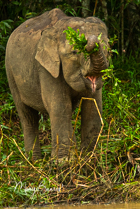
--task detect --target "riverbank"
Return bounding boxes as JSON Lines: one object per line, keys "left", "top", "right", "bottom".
{"left": 3, "top": 202, "right": 140, "bottom": 209}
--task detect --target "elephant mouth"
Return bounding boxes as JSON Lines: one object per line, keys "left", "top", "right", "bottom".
{"left": 87, "top": 76, "right": 97, "bottom": 92}
{"left": 86, "top": 76, "right": 102, "bottom": 92}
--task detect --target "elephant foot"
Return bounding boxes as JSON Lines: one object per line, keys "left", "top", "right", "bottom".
{"left": 52, "top": 155, "right": 77, "bottom": 166}
{"left": 51, "top": 145, "right": 77, "bottom": 163}
{"left": 25, "top": 150, "right": 42, "bottom": 162}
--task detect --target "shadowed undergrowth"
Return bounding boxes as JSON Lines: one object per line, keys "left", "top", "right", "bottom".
{"left": 0, "top": 58, "right": 140, "bottom": 206}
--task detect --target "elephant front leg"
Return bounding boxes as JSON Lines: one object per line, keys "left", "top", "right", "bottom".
{"left": 50, "top": 102, "right": 76, "bottom": 159}
{"left": 81, "top": 88, "right": 102, "bottom": 152}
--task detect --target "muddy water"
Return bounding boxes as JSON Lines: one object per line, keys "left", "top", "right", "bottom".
{"left": 26, "top": 203, "right": 140, "bottom": 209}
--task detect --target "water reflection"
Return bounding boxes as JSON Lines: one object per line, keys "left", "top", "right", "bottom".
{"left": 26, "top": 203, "right": 140, "bottom": 209}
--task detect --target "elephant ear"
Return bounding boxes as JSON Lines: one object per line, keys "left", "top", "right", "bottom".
{"left": 35, "top": 27, "right": 60, "bottom": 78}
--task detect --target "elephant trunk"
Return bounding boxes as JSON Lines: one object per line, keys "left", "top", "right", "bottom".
{"left": 86, "top": 35, "right": 108, "bottom": 74}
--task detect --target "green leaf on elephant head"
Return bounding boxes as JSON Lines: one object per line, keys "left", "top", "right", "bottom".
{"left": 63, "top": 27, "right": 100, "bottom": 59}
{"left": 98, "top": 33, "right": 102, "bottom": 40}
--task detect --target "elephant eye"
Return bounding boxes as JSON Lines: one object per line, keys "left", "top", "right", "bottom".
{"left": 72, "top": 50, "right": 77, "bottom": 55}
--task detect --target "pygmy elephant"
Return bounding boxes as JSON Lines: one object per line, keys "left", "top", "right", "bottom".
{"left": 5, "top": 8, "right": 109, "bottom": 160}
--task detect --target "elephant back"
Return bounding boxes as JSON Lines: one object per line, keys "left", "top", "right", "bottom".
{"left": 13, "top": 8, "right": 67, "bottom": 34}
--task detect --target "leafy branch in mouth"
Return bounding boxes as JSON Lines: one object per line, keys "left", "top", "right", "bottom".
{"left": 63, "top": 26, "right": 99, "bottom": 59}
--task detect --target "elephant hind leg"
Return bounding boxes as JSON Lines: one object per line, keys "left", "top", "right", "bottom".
{"left": 7, "top": 70, "right": 41, "bottom": 160}
{"left": 19, "top": 105, "right": 41, "bottom": 160}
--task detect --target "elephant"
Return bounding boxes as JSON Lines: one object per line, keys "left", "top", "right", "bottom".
{"left": 5, "top": 8, "right": 109, "bottom": 160}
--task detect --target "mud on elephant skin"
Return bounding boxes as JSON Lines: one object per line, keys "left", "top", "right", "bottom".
{"left": 5, "top": 8, "right": 109, "bottom": 160}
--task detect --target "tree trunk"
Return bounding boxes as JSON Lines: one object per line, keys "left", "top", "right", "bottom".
{"left": 101, "top": 0, "right": 108, "bottom": 22}
{"left": 125, "top": 2, "right": 140, "bottom": 55}
{"left": 81, "top": 0, "right": 90, "bottom": 17}
{"left": 121, "top": 0, "right": 124, "bottom": 61}
{"left": 93, "top": 0, "right": 98, "bottom": 16}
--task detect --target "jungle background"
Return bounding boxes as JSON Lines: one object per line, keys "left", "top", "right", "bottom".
{"left": 0, "top": 0, "right": 140, "bottom": 206}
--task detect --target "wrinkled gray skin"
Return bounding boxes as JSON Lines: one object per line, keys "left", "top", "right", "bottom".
{"left": 5, "top": 8, "right": 109, "bottom": 160}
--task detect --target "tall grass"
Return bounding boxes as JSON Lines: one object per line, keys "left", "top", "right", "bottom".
{"left": 0, "top": 54, "right": 140, "bottom": 205}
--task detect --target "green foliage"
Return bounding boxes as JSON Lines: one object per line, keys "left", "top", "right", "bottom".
{"left": 0, "top": 19, "right": 14, "bottom": 94}
{"left": 63, "top": 26, "right": 99, "bottom": 59}
{"left": 1, "top": 0, "right": 52, "bottom": 21}
{"left": 100, "top": 35, "right": 140, "bottom": 184}
{"left": 0, "top": 20, "right": 13, "bottom": 55}
{"left": 129, "top": 0, "right": 140, "bottom": 5}
{"left": 0, "top": 19, "right": 15, "bottom": 123}
{"left": 57, "top": 3, "right": 80, "bottom": 17}
{"left": 56, "top": 0, "right": 84, "bottom": 17}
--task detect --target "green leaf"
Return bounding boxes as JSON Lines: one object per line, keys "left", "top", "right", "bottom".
{"left": 1, "top": 125, "right": 11, "bottom": 130}
{"left": 12, "top": 1, "right": 20, "bottom": 5}
{"left": 4, "top": 19, "right": 14, "bottom": 23}
{"left": 98, "top": 33, "right": 102, "bottom": 40}
{"left": 0, "top": 45, "right": 5, "bottom": 51}
{"left": 2, "top": 21, "right": 12, "bottom": 29}
{"left": 101, "top": 68, "right": 112, "bottom": 73}
{"left": 111, "top": 49, "right": 119, "bottom": 54}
